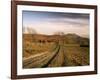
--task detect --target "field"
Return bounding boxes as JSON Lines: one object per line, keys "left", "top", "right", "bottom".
{"left": 23, "top": 34, "right": 89, "bottom": 68}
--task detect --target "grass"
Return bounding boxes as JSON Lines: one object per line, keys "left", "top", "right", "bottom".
{"left": 63, "top": 46, "right": 89, "bottom": 66}
{"left": 23, "top": 41, "right": 56, "bottom": 58}
{"left": 23, "top": 34, "right": 89, "bottom": 67}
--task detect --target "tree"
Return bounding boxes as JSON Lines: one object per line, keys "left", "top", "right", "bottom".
{"left": 54, "top": 31, "right": 64, "bottom": 35}
{"left": 23, "top": 27, "right": 37, "bottom": 34}
{"left": 27, "top": 27, "right": 37, "bottom": 34}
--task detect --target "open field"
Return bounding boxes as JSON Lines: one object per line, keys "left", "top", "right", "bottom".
{"left": 23, "top": 34, "right": 89, "bottom": 68}
{"left": 63, "top": 46, "right": 89, "bottom": 66}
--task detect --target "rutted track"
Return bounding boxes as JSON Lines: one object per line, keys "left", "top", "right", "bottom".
{"left": 48, "top": 45, "right": 65, "bottom": 67}
{"left": 23, "top": 42, "right": 89, "bottom": 68}
{"left": 23, "top": 44, "right": 60, "bottom": 68}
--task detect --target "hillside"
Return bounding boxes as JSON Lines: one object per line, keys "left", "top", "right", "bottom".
{"left": 23, "top": 33, "right": 89, "bottom": 45}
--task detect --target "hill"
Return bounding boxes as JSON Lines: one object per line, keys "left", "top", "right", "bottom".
{"left": 23, "top": 33, "right": 89, "bottom": 46}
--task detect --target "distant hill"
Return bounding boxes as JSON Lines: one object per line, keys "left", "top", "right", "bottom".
{"left": 23, "top": 33, "right": 89, "bottom": 45}
{"left": 63, "top": 34, "right": 89, "bottom": 45}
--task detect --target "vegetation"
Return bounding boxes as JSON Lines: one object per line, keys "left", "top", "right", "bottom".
{"left": 23, "top": 33, "right": 89, "bottom": 68}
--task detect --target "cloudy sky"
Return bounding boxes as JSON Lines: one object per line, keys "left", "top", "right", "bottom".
{"left": 23, "top": 11, "right": 89, "bottom": 37}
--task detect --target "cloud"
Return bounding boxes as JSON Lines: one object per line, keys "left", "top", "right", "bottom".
{"left": 24, "top": 20, "right": 89, "bottom": 37}
{"left": 23, "top": 11, "right": 89, "bottom": 37}
{"left": 45, "top": 17, "right": 89, "bottom": 26}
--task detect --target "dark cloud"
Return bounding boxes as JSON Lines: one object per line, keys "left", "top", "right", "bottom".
{"left": 23, "top": 10, "right": 89, "bottom": 20}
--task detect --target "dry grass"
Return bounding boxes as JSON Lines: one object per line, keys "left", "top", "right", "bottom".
{"left": 63, "top": 46, "right": 89, "bottom": 66}
{"left": 23, "top": 34, "right": 89, "bottom": 67}
{"left": 23, "top": 40, "right": 56, "bottom": 58}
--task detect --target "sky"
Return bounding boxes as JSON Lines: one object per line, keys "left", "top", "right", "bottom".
{"left": 22, "top": 11, "right": 89, "bottom": 37}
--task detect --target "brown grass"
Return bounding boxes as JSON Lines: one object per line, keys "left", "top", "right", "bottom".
{"left": 23, "top": 34, "right": 89, "bottom": 67}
